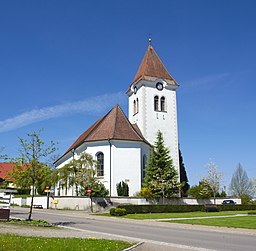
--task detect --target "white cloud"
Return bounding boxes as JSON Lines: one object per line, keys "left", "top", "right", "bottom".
{"left": 0, "top": 92, "right": 126, "bottom": 133}
{"left": 185, "top": 73, "right": 230, "bottom": 87}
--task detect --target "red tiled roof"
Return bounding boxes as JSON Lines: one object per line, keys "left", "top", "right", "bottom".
{"left": 0, "top": 163, "right": 29, "bottom": 181}
{"left": 65, "top": 104, "right": 149, "bottom": 154}
{"left": 132, "top": 45, "right": 178, "bottom": 85}
{"left": 0, "top": 163, "right": 16, "bottom": 180}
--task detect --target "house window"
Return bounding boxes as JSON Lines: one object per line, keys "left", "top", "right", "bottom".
{"left": 154, "top": 96, "right": 159, "bottom": 111}
{"left": 136, "top": 98, "right": 139, "bottom": 113}
{"left": 160, "top": 97, "right": 166, "bottom": 111}
{"left": 96, "top": 152, "right": 104, "bottom": 176}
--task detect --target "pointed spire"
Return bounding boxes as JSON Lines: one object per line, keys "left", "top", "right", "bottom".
{"left": 132, "top": 44, "right": 178, "bottom": 86}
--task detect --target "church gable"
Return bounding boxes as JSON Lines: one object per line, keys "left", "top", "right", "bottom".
{"left": 65, "top": 104, "right": 149, "bottom": 154}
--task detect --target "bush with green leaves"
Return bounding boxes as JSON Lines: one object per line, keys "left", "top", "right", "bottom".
{"left": 139, "top": 187, "right": 153, "bottom": 199}
{"left": 110, "top": 207, "right": 127, "bottom": 216}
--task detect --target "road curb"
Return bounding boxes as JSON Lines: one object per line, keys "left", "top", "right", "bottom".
{"left": 122, "top": 241, "right": 144, "bottom": 251}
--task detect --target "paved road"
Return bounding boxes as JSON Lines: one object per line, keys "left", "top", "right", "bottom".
{"left": 10, "top": 207, "right": 256, "bottom": 251}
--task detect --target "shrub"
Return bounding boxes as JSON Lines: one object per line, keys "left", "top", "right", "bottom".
{"left": 139, "top": 188, "right": 153, "bottom": 199}
{"left": 110, "top": 207, "right": 127, "bottom": 216}
{"left": 116, "top": 181, "right": 129, "bottom": 196}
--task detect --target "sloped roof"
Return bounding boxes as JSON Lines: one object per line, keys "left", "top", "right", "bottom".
{"left": 66, "top": 104, "right": 149, "bottom": 153}
{"left": 132, "top": 45, "right": 178, "bottom": 86}
{"left": 0, "top": 163, "right": 14, "bottom": 180}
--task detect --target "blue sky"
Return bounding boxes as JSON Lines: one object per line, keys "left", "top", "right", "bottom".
{"left": 0, "top": 0, "right": 255, "bottom": 189}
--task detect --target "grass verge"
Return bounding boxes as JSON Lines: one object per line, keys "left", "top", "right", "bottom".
{"left": 100, "top": 210, "right": 255, "bottom": 220}
{"left": 167, "top": 215, "right": 256, "bottom": 229}
{"left": 0, "top": 234, "right": 133, "bottom": 251}
{"left": 9, "top": 219, "right": 53, "bottom": 227}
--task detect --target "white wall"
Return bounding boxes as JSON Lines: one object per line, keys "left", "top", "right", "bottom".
{"left": 55, "top": 140, "right": 150, "bottom": 197}
{"left": 112, "top": 141, "right": 141, "bottom": 196}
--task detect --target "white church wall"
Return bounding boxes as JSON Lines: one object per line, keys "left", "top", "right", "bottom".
{"left": 85, "top": 142, "right": 110, "bottom": 193}
{"left": 111, "top": 140, "right": 143, "bottom": 196}
{"left": 54, "top": 140, "right": 149, "bottom": 197}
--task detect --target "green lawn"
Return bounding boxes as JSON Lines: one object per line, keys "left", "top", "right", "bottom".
{"left": 105, "top": 211, "right": 254, "bottom": 220}
{"left": 168, "top": 215, "right": 256, "bottom": 229}
{"left": 0, "top": 234, "right": 133, "bottom": 251}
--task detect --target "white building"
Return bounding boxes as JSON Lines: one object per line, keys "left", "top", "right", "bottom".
{"left": 55, "top": 43, "right": 180, "bottom": 197}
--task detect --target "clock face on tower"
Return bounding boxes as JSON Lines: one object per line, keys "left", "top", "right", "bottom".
{"left": 156, "top": 82, "right": 163, "bottom": 91}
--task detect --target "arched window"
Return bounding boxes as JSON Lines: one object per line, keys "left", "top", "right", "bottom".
{"left": 133, "top": 100, "right": 136, "bottom": 115}
{"left": 154, "top": 96, "right": 159, "bottom": 111}
{"left": 96, "top": 152, "right": 104, "bottom": 176}
{"left": 136, "top": 98, "right": 139, "bottom": 113}
{"left": 160, "top": 96, "right": 166, "bottom": 111}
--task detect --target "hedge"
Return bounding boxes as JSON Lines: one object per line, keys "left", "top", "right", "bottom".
{"left": 116, "top": 204, "right": 205, "bottom": 214}
{"left": 218, "top": 204, "right": 256, "bottom": 211}
{"left": 116, "top": 204, "right": 256, "bottom": 214}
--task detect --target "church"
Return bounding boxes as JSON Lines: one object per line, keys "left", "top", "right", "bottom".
{"left": 54, "top": 42, "right": 180, "bottom": 197}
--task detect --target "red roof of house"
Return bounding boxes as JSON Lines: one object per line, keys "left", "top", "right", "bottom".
{"left": 65, "top": 104, "right": 149, "bottom": 153}
{"left": 132, "top": 45, "right": 178, "bottom": 85}
{"left": 0, "top": 163, "right": 16, "bottom": 180}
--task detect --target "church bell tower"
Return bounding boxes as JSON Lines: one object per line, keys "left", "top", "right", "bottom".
{"left": 126, "top": 41, "right": 180, "bottom": 176}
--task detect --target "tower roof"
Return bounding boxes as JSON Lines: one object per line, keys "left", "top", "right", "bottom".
{"left": 65, "top": 104, "right": 149, "bottom": 153}
{"left": 132, "top": 45, "right": 178, "bottom": 86}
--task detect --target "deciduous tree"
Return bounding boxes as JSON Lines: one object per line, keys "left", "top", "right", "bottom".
{"left": 54, "top": 152, "right": 108, "bottom": 197}
{"left": 10, "top": 130, "right": 57, "bottom": 220}
{"left": 205, "top": 160, "right": 222, "bottom": 204}
{"left": 188, "top": 179, "right": 212, "bottom": 199}
{"left": 229, "top": 163, "right": 255, "bottom": 203}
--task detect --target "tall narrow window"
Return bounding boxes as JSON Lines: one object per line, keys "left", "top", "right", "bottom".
{"left": 136, "top": 98, "right": 139, "bottom": 113}
{"left": 154, "top": 96, "right": 159, "bottom": 111}
{"left": 133, "top": 100, "right": 136, "bottom": 115}
{"left": 160, "top": 97, "right": 166, "bottom": 111}
{"left": 142, "top": 154, "right": 147, "bottom": 184}
{"left": 96, "top": 152, "right": 104, "bottom": 176}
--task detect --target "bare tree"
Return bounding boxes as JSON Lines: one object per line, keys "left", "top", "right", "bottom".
{"left": 229, "top": 163, "right": 255, "bottom": 201}
{"left": 205, "top": 160, "right": 222, "bottom": 204}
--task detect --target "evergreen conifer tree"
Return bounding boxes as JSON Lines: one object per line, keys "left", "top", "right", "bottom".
{"left": 179, "top": 147, "right": 190, "bottom": 197}
{"left": 144, "top": 131, "right": 181, "bottom": 201}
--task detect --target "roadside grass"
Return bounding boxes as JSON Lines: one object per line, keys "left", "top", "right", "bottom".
{"left": 99, "top": 210, "right": 255, "bottom": 220}
{"left": 8, "top": 219, "right": 52, "bottom": 227}
{"left": 0, "top": 234, "right": 133, "bottom": 251}
{"left": 167, "top": 215, "right": 256, "bottom": 229}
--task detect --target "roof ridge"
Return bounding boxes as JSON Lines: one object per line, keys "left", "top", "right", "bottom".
{"left": 112, "top": 104, "right": 119, "bottom": 139}
{"left": 65, "top": 108, "right": 113, "bottom": 153}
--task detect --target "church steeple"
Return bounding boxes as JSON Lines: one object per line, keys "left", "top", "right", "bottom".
{"left": 127, "top": 42, "right": 180, "bottom": 180}
{"left": 132, "top": 45, "right": 178, "bottom": 86}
